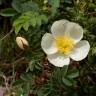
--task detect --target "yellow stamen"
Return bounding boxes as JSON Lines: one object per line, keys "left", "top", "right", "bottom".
{"left": 55, "top": 36, "right": 75, "bottom": 55}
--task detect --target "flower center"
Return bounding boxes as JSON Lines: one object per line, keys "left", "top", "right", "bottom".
{"left": 55, "top": 36, "right": 75, "bottom": 55}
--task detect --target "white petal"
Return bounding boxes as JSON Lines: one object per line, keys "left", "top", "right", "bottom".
{"left": 47, "top": 53, "right": 70, "bottom": 67}
{"left": 51, "top": 19, "right": 69, "bottom": 37}
{"left": 70, "top": 40, "right": 90, "bottom": 61}
{"left": 41, "top": 33, "right": 58, "bottom": 55}
{"left": 65, "top": 22, "right": 83, "bottom": 43}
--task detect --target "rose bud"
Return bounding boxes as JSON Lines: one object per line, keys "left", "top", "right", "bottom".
{"left": 16, "top": 37, "right": 29, "bottom": 50}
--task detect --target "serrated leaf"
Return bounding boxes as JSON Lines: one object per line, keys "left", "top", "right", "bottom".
{"left": 67, "top": 69, "right": 79, "bottom": 79}
{"left": 23, "top": 22, "right": 29, "bottom": 31}
{"left": 0, "top": 8, "right": 17, "bottom": 17}
{"left": 13, "top": 11, "right": 48, "bottom": 34}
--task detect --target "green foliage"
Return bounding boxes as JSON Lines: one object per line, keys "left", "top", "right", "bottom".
{"left": 49, "top": 0, "right": 60, "bottom": 16}
{"left": 0, "top": 0, "right": 96, "bottom": 96}
{"left": 52, "top": 66, "right": 79, "bottom": 87}
{"left": 12, "top": 0, "right": 39, "bottom": 13}
{"left": 13, "top": 73, "right": 33, "bottom": 96}
{"left": 13, "top": 11, "right": 48, "bottom": 34}
{"left": 36, "top": 66, "right": 79, "bottom": 96}
{"left": 67, "top": 69, "right": 79, "bottom": 79}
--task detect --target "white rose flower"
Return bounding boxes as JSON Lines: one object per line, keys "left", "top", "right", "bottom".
{"left": 41, "top": 20, "right": 90, "bottom": 67}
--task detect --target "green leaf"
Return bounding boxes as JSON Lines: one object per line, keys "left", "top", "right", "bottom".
{"left": 23, "top": 22, "right": 29, "bottom": 31}
{"left": 20, "top": 73, "right": 33, "bottom": 81}
{"left": 62, "top": 77, "right": 73, "bottom": 86}
{"left": 40, "top": 14, "right": 48, "bottom": 23}
{"left": 30, "top": 18, "right": 37, "bottom": 27}
{"left": 14, "top": 23, "right": 23, "bottom": 34}
{"left": 21, "top": 1, "right": 39, "bottom": 12}
{"left": 36, "top": 16, "right": 42, "bottom": 26}
{"left": 27, "top": 60, "right": 34, "bottom": 72}
{"left": 61, "top": 65, "right": 68, "bottom": 76}
{"left": 0, "top": 8, "right": 17, "bottom": 17}
{"left": 12, "top": 0, "right": 22, "bottom": 12}
{"left": 12, "top": 79, "right": 24, "bottom": 86}
{"left": 12, "top": 0, "right": 39, "bottom": 13}
{"left": 53, "top": 68, "right": 61, "bottom": 80}
{"left": 67, "top": 69, "right": 79, "bottom": 79}
{"left": 16, "top": 87, "right": 23, "bottom": 96}
{"left": 50, "top": 0, "right": 60, "bottom": 16}
{"left": 23, "top": 83, "right": 30, "bottom": 96}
